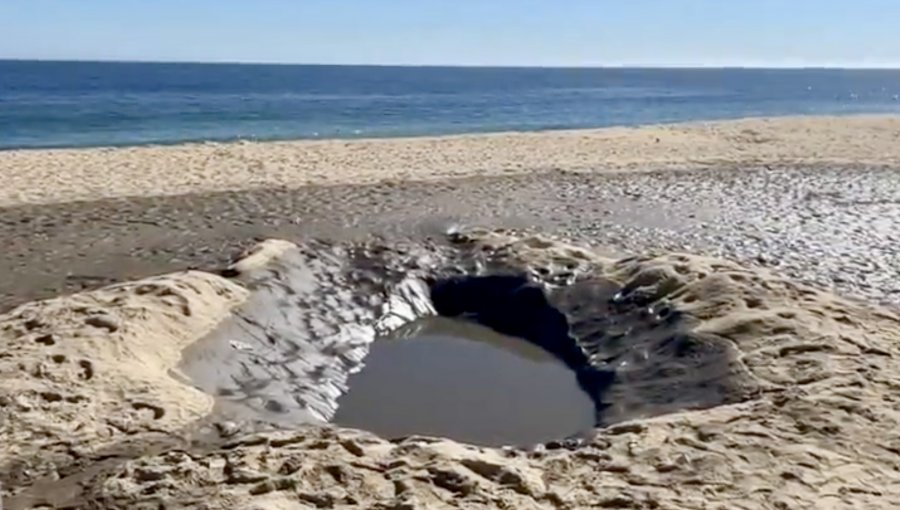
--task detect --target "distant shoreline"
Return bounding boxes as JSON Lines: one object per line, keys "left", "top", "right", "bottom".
{"left": 0, "top": 113, "right": 826, "bottom": 153}
{"left": 0, "top": 112, "right": 896, "bottom": 154}
{"left": 2, "top": 114, "right": 900, "bottom": 207}
{"left": 5, "top": 61, "right": 899, "bottom": 151}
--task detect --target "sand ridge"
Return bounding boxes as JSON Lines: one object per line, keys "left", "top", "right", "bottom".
{"left": 0, "top": 271, "right": 248, "bottom": 494}
{"left": 2, "top": 115, "right": 900, "bottom": 207}
{"left": 3, "top": 232, "right": 900, "bottom": 508}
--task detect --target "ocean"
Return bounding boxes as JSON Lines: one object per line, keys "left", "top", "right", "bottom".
{"left": 2, "top": 60, "right": 900, "bottom": 150}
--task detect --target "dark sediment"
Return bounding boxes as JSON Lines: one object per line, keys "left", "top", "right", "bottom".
{"left": 2, "top": 164, "right": 900, "bottom": 315}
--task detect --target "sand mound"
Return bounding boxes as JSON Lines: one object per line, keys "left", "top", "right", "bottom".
{"left": 0, "top": 272, "right": 248, "bottom": 491}
{"left": 4, "top": 232, "right": 900, "bottom": 509}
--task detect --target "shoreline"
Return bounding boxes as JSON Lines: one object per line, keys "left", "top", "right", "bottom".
{"left": 1, "top": 112, "right": 896, "bottom": 154}
{"left": 2, "top": 114, "right": 900, "bottom": 207}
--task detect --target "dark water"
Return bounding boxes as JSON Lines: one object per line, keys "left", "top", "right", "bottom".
{"left": 2, "top": 60, "right": 900, "bottom": 150}
{"left": 333, "top": 317, "right": 595, "bottom": 447}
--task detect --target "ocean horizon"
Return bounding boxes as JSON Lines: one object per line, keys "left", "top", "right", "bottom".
{"left": 2, "top": 59, "right": 900, "bottom": 150}
{"left": 10, "top": 57, "right": 900, "bottom": 68}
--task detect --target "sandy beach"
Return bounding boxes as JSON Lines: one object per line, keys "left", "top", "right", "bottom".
{"left": 2, "top": 115, "right": 900, "bottom": 207}
{"left": 3, "top": 115, "right": 900, "bottom": 508}
{"left": 4, "top": 230, "right": 900, "bottom": 509}
{"left": 2, "top": 117, "right": 900, "bottom": 312}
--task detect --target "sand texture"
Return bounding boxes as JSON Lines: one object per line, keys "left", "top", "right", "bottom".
{"left": 0, "top": 272, "right": 248, "bottom": 494}
{"left": 4, "top": 231, "right": 900, "bottom": 509}
{"left": 2, "top": 115, "right": 900, "bottom": 207}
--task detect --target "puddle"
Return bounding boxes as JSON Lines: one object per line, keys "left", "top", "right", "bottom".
{"left": 332, "top": 316, "right": 596, "bottom": 447}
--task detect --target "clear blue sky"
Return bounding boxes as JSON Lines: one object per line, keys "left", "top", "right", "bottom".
{"left": 1, "top": 0, "right": 899, "bottom": 67}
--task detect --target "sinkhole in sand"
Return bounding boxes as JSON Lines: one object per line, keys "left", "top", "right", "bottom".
{"left": 332, "top": 316, "right": 596, "bottom": 447}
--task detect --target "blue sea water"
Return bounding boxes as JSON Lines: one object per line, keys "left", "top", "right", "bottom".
{"left": 1, "top": 60, "right": 900, "bottom": 150}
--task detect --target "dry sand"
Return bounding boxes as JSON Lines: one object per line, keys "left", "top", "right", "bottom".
{"left": 0, "top": 272, "right": 248, "bottom": 489}
{"left": 2, "top": 115, "right": 900, "bottom": 207}
{"left": 3, "top": 231, "right": 900, "bottom": 509}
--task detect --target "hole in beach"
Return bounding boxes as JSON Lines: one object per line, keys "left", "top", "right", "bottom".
{"left": 333, "top": 274, "right": 618, "bottom": 447}
{"left": 177, "top": 248, "right": 753, "bottom": 448}
{"left": 332, "top": 316, "right": 596, "bottom": 447}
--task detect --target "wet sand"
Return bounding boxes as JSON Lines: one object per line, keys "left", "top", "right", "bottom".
{"left": 2, "top": 163, "right": 900, "bottom": 313}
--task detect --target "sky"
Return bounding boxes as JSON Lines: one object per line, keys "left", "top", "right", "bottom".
{"left": 1, "top": 0, "right": 900, "bottom": 67}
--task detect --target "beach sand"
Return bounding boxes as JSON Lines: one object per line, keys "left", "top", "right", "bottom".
{"left": 3, "top": 231, "right": 900, "bottom": 509}
{"left": 2, "top": 115, "right": 900, "bottom": 207}
{"left": 3, "top": 115, "right": 900, "bottom": 508}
